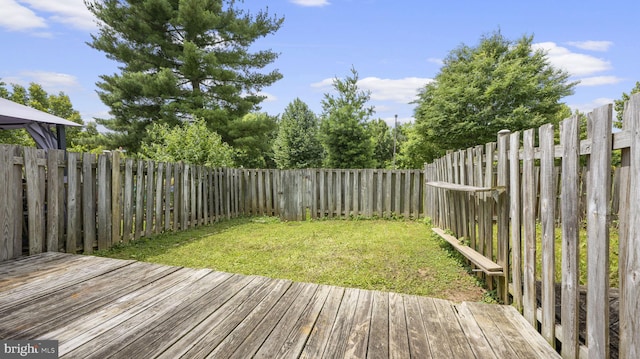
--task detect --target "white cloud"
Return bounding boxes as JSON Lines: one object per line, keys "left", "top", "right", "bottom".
{"left": 0, "top": 0, "right": 47, "bottom": 31}
{"left": 290, "top": 0, "right": 330, "bottom": 7}
{"left": 3, "top": 71, "right": 81, "bottom": 93}
{"left": 568, "top": 97, "right": 614, "bottom": 114}
{"left": 311, "top": 76, "right": 432, "bottom": 104}
{"left": 566, "top": 41, "right": 613, "bottom": 52}
{"left": 0, "top": 0, "right": 96, "bottom": 32}
{"left": 577, "top": 76, "right": 624, "bottom": 87}
{"left": 310, "top": 78, "right": 334, "bottom": 89}
{"left": 427, "top": 57, "right": 443, "bottom": 65}
{"left": 358, "top": 77, "right": 433, "bottom": 103}
{"left": 258, "top": 91, "right": 278, "bottom": 102}
{"left": 532, "top": 42, "right": 612, "bottom": 76}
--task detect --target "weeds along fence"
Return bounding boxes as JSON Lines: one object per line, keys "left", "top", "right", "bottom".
{"left": 424, "top": 93, "right": 640, "bottom": 359}
{"left": 0, "top": 150, "right": 424, "bottom": 261}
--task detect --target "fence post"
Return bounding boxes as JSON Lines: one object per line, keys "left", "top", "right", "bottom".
{"left": 497, "top": 129, "right": 510, "bottom": 303}
{"left": 621, "top": 92, "right": 640, "bottom": 359}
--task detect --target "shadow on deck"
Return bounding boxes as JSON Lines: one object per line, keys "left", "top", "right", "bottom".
{"left": 0, "top": 252, "right": 559, "bottom": 358}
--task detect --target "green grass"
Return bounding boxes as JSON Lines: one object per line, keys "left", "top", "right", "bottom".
{"left": 94, "top": 217, "right": 486, "bottom": 302}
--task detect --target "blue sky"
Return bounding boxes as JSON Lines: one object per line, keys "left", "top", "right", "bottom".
{"left": 0, "top": 0, "right": 638, "bottom": 128}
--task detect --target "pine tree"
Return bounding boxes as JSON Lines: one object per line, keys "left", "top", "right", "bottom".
{"left": 273, "top": 98, "right": 323, "bottom": 169}
{"left": 86, "top": 0, "right": 284, "bottom": 153}
{"left": 319, "top": 68, "right": 375, "bottom": 169}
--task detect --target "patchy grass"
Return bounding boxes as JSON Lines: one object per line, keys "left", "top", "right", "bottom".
{"left": 94, "top": 217, "right": 486, "bottom": 302}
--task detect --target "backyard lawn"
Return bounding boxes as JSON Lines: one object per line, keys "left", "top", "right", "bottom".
{"left": 94, "top": 217, "right": 487, "bottom": 302}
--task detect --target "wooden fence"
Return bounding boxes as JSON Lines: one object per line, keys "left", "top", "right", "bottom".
{"left": 0, "top": 151, "right": 423, "bottom": 261}
{"left": 424, "top": 93, "right": 640, "bottom": 358}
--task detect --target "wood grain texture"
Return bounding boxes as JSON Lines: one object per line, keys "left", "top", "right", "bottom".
{"left": 0, "top": 253, "right": 560, "bottom": 358}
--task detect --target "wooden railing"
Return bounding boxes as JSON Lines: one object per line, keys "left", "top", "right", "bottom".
{"left": 424, "top": 93, "right": 640, "bottom": 358}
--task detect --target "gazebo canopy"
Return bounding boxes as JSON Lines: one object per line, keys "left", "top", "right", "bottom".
{"left": 0, "top": 97, "right": 82, "bottom": 150}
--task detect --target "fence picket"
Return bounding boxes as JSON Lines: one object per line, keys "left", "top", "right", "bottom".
{"left": 587, "top": 104, "right": 612, "bottom": 358}
{"left": 82, "top": 153, "right": 96, "bottom": 252}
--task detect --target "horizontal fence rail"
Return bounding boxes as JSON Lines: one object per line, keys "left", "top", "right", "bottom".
{"left": 425, "top": 93, "right": 640, "bottom": 359}
{"left": 0, "top": 154, "right": 424, "bottom": 260}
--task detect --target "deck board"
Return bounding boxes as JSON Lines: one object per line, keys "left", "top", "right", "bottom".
{"left": 0, "top": 253, "right": 560, "bottom": 358}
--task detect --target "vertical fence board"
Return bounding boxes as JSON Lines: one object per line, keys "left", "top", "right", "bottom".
{"left": 539, "top": 123, "right": 556, "bottom": 347}
{"left": 521, "top": 129, "right": 537, "bottom": 327}
{"left": 82, "top": 153, "right": 96, "bottom": 252}
{"left": 0, "top": 146, "right": 14, "bottom": 260}
{"left": 24, "top": 147, "right": 43, "bottom": 255}
{"left": 123, "top": 158, "right": 134, "bottom": 243}
{"left": 621, "top": 93, "right": 640, "bottom": 359}
{"left": 155, "top": 162, "right": 165, "bottom": 232}
{"left": 508, "top": 131, "right": 522, "bottom": 311}
{"left": 46, "top": 150, "right": 62, "bottom": 253}
{"left": 497, "top": 130, "right": 510, "bottom": 302}
{"left": 587, "top": 105, "right": 612, "bottom": 359}
{"left": 146, "top": 161, "right": 155, "bottom": 235}
{"left": 135, "top": 160, "right": 144, "bottom": 239}
{"left": 165, "top": 163, "right": 172, "bottom": 230}
{"left": 67, "top": 152, "right": 81, "bottom": 253}
{"left": 560, "top": 115, "right": 580, "bottom": 358}
{"left": 97, "top": 154, "right": 110, "bottom": 250}
{"left": 111, "top": 151, "right": 122, "bottom": 244}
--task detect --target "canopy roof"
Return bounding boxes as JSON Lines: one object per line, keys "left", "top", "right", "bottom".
{"left": 0, "top": 97, "right": 82, "bottom": 150}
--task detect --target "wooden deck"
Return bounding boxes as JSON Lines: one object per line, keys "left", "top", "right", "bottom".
{"left": 0, "top": 253, "right": 559, "bottom": 358}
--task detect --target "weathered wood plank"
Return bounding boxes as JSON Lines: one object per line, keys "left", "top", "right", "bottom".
{"left": 24, "top": 147, "right": 43, "bottom": 255}
{"left": 586, "top": 104, "right": 612, "bottom": 359}
{"left": 46, "top": 150, "right": 62, "bottom": 253}
{"left": 0, "top": 146, "right": 15, "bottom": 260}
{"left": 82, "top": 153, "right": 96, "bottom": 252}
{"left": 122, "top": 158, "right": 134, "bottom": 243}
{"left": 67, "top": 152, "right": 80, "bottom": 254}
{"left": 155, "top": 276, "right": 271, "bottom": 359}
{"left": 111, "top": 273, "right": 249, "bottom": 359}
{"left": 146, "top": 160, "right": 156, "bottom": 235}
{"left": 343, "top": 289, "right": 373, "bottom": 358}
{"left": 621, "top": 93, "right": 640, "bottom": 359}
{"left": 430, "top": 297, "right": 477, "bottom": 358}
{"left": 522, "top": 129, "right": 537, "bottom": 327}
{"left": 134, "top": 160, "right": 144, "bottom": 239}
{"left": 366, "top": 291, "right": 389, "bottom": 359}
{"left": 388, "top": 292, "right": 410, "bottom": 359}
{"left": 497, "top": 130, "right": 510, "bottom": 302}
{"left": 299, "top": 286, "right": 345, "bottom": 359}
{"left": 155, "top": 162, "right": 164, "bottom": 232}
{"left": 111, "top": 151, "right": 122, "bottom": 244}
{"left": 560, "top": 115, "right": 581, "bottom": 358}
{"left": 246, "top": 282, "right": 314, "bottom": 358}
{"left": 509, "top": 132, "right": 523, "bottom": 312}
{"left": 539, "top": 123, "right": 556, "bottom": 347}
{"left": 432, "top": 227, "right": 503, "bottom": 273}
{"left": 404, "top": 295, "right": 432, "bottom": 358}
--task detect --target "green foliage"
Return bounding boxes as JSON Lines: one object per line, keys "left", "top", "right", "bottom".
{"left": 413, "top": 31, "right": 576, "bottom": 158}
{"left": 614, "top": 81, "right": 640, "bottom": 129}
{"left": 396, "top": 122, "right": 443, "bottom": 168}
{"left": 86, "top": 0, "right": 284, "bottom": 153}
{"left": 228, "top": 112, "right": 278, "bottom": 168}
{"left": 141, "top": 117, "right": 235, "bottom": 167}
{"left": 368, "top": 119, "right": 394, "bottom": 168}
{"left": 319, "top": 67, "right": 375, "bottom": 169}
{"left": 273, "top": 98, "right": 323, "bottom": 169}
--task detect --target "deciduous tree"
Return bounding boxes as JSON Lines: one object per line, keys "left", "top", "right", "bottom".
{"left": 413, "top": 31, "right": 576, "bottom": 158}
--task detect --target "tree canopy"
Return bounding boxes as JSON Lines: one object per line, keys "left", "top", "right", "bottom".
{"left": 412, "top": 32, "right": 576, "bottom": 159}
{"left": 85, "top": 0, "right": 284, "bottom": 153}
{"left": 141, "top": 117, "right": 235, "bottom": 167}
{"left": 319, "top": 67, "right": 375, "bottom": 169}
{"left": 273, "top": 98, "right": 323, "bottom": 169}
